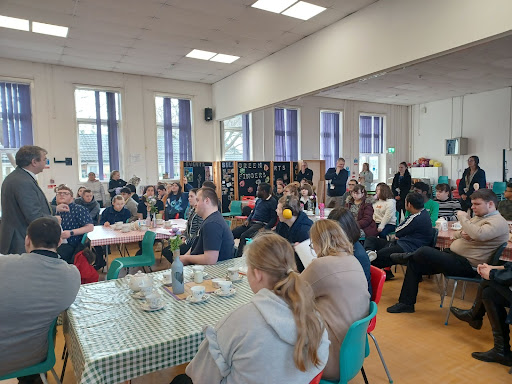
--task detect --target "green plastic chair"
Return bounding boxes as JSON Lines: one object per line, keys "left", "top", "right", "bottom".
{"left": 0, "top": 318, "right": 61, "bottom": 383}
{"left": 493, "top": 182, "right": 507, "bottom": 200}
{"left": 438, "top": 176, "right": 449, "bottom": 184}
{"left": 222, "top": 200, "right": 243, "bottom": 217}
{"left": 108, "top": 231, "right": 157, "bottom": 274}
{"left": 320, "top": 302, "right": 378, "bottom": 384}
{"left": 106, "top": 258, "right": 124, "bottom": 280}
{"left": 81, "top": 233, "right": 88, "bottom": 245}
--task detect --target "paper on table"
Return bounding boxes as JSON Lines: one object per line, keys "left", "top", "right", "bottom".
{"left": 294, "top": 239, "right": 317, "bottom": 269}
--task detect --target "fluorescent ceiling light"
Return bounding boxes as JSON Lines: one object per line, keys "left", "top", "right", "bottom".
{"left": 0, "top": 15, "right": 29, "bottom": 31}
{"left": 32, "top": 21, "right": 68, "bottom": 37}
{"left": 251, "top": 0, "right": 297, "bottom": 14}
{"left": 210, "top": 54, "right": 240, "bottom": 64}
{"left": 186, "top": 49, "right": 217, "bottom": 60}
{"left": 282, "top": 1, "right": 326, "bottom": 20}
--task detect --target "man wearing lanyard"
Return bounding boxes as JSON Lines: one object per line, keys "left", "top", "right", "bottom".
{"left": 325, "top": 158, "right": 349, "bottom": 208}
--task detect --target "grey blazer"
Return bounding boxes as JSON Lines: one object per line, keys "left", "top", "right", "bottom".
{"left": 0, "top": 167, "right": 53, "bottom": 254}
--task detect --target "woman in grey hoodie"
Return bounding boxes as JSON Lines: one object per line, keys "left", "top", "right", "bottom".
{"left": 172, "top": 232, "right": 330, "bottom": 384}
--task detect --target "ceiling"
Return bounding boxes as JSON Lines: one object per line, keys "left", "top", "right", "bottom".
{"left": 0, "top": 0, "right": 377, "bottom": 83}
{"left": 316, "top": 33, "right": 512, "bottom": 105}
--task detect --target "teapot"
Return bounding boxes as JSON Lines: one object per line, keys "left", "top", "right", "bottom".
{"left": 126, "top": 271, "right": 153, "bottom": 292}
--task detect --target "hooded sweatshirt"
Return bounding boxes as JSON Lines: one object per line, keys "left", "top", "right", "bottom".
{"left": 75, "top": 197, "right": 101, "bottom": 223}
{"left": 185, "top": 288, "right": 330, "bottom": 384}
{"left": 276, "top": 211, "right": 313, "bottom": 244}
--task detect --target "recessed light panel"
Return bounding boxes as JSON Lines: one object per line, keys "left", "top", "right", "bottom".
{"left": 210, "top": 54, "right": 240, "bottom": 64}
{"left": 282, "top": 1, "right": 326, "bottom": 20}
{"left": 32, "top": 21, "right": 68, "bottom": 37}
{"left": 186, "top": 49, "right": 217, "bottom": 60}
{"left": 0, "top": 15, "right": 29, "bottom": 31}
{"left": 251, "top": 0, "right": 297, "bottom": 14}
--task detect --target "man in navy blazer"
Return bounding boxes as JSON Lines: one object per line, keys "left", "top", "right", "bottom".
{"left": 0, "top": 145, "right": 55, "bottom": 254}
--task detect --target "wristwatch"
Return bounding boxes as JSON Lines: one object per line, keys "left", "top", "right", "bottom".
{"left": 70, "top": 230, "right": 75, "bottom": 236}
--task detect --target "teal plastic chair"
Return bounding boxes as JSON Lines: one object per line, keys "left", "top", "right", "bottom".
{"left": 106, "top": 258, "right": 124, "bottom": 280}
{"left": 222, "top": 200, "right": 243, "bottom": 217}
{"left": 493, "top": 182, "right": 506, "bottom": 200}
{"left": 109, "top": 231, "right": 157, "bottom": 274}
{"left": 438, "top": 176, "right": 449, "bottom": 184}
{"left": 225, "top": 219, "right": 232, "bottom": 228}
{"left": 320, "top": 301, "right": 378, "bottom": 384}
{"left": 0, "top": 318, "right": 61, "bottom": 383}
{"left": 81, "top": 233, "right": 88, "bottom": 245}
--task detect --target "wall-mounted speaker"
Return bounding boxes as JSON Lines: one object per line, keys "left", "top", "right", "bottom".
{"left": 205, "top": 108, "right": 213, "bottom": 121}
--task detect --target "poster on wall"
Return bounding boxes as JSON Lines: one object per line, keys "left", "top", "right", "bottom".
{"left": 237, "top": 161, "right": 271, "bottom": 197}
{"left": 220, "top": 161, "right": 235, "bottom": 212}
{"left": 182, "top": 162, "right": 213, "bottom": 188}
{"left": 273, "top": 162, "right": 291, "bottom": 186}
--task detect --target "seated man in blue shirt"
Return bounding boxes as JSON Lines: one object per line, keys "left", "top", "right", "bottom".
{"left": 180, "top": 187, "right": 234, "bottom": 265}
{"left": 54, "top": 185, "right": 94, "bottom": 264}
{"left": 232, "top": 182, "right": 278, "bottom": 258}
{"left": 365, "top": 192, "right": 433, "bottom": 280}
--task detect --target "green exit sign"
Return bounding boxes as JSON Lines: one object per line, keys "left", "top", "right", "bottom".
{"left": 387, "top": 147, "right": 395, "bottom": 153}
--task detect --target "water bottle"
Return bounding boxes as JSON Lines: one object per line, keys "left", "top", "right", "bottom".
{"left": 319, "top": 203, "right": 325, "bottom": 219}
{"left": 171, "top": 253, "right": 184, "bottom": 294}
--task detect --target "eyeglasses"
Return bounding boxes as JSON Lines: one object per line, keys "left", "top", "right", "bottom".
{"left": 56, "top": 191, "right": 71, "bottom": 196}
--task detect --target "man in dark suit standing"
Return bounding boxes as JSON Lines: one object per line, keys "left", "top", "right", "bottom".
{"left": 0, "top": 145, "right": 55, "bottom": 254}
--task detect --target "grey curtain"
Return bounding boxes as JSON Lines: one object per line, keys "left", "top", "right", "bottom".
{"left": 0, "top": 82, "right": 33, "bottom": 148}
{"left": 106, "top": 92, "right": 120, "bottom": 171}
{"left": 242, "top": 113, "right": 250, "bottom": 160}
{"left": 359, "top": 115, "right": 372, "bottom": 153}
{"left": 274, "top": 108, "right": 286, "bottom": 161}
{"left": 94, "top": 91, "right": 104, "bottom": 179}
{"left": 178, "top": 99, "right": 192, "bottom": 161}
{"left": 320, "top": 112, "right": 340, "bottom": 169}
{"left": 163, "top": 97, "right": 174, "bottom": 176}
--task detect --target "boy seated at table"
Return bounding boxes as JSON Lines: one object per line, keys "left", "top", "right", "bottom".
{"left": 100, "top": 195, "right": 131, "bottom": 226}
{"left": 497, "top": 182, "right": 512, "bottom": 221}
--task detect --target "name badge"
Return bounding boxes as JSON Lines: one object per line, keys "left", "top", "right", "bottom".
{"left": 330, "top": 184, "right": 335, "bottom": 190}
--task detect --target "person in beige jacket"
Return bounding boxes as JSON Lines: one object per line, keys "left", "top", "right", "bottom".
{"left": 388, "top": 188, "right": 509, "bottom": 314}
{"left": 300, "top": 219, "right": 370, "bottom": 382}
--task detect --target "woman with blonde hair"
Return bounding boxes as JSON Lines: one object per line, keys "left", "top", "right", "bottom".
{"left": 301, "top": 219, "right": 370, "bottom": 382}
{"left": 174, "top": 232, "right": 329, "bottom": 384}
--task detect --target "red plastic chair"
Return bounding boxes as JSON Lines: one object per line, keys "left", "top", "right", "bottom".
{"left": 452, "top": 179, "right": 461, "bottom": 199}
{"left": 367, "top": 266, "right": 393, "bottom": 383}
{"left": 241, "top": 196, "right": 255, "bottom": 201}
{"left": 310, "top": 371, "right": 323, "bottom": 384}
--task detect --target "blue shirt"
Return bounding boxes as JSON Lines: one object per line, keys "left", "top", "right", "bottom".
{"left": 248, "top": 196, "right": 278, "bottom": 229}
{"left": 100, "top": 206, "right": 131, "bottom": 225}
{"left": 191, "top": 211, "right": 234, "bottom": 262}
{"left": 59, "top": 203, "right": 93, "bottom": 246}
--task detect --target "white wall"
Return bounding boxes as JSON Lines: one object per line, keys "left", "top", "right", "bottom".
{"left": 250, "top": 95, "right": 409, "bottom": 183}
{"left": 213, "top": 0, "right": 512, "bottom": 120}
{"left": 411, "top": 87, "right": 512, "bottom": 184}
{"left": 0, "top": 57, "right": 218, "bottom": 198}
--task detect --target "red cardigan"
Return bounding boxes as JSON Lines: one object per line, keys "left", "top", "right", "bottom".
{"left": 346, "top": 201, "right": 379, "bottom": 237}
{"left": 74, "top": 251, "right": 99, "bottom": 284}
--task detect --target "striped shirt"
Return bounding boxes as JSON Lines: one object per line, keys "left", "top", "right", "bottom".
{"left": 435, "top": 198, "right": 461, "bottom": 221}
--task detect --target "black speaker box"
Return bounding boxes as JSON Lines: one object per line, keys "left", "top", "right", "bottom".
{"left": 205, "top": 108, "right": 213, "bottom": 121}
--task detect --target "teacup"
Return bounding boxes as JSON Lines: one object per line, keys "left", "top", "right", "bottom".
{"left": 164, "top": 221, "right": 172, "bottom": 228}
{"left": 155, "top": 214, "right": 163, "bottom": 220}
{"left": 145, "top": 292, "right": 163, "bottom": 309}
{"left": 227, "top": 267, "right": 240, "bottom": 281}
{"left": 191, "top": 285, "right": 205, "bottom": 301}
{"left": 121, "top": 224, "right": 131, "bottom": 232}
{"left": 140, "top": 285, "right": 154, "bottom": 298}
{"left": 212, "top": 278, "right": 226, "bottom": 288}
{"left": 451, "top": 222, "right": 462, "bottom": 230}
{"left": 114, "top": 221, "right": 123, "bottom": 230}
{"left": 156, "top": 219, "right": 164, "bottom": 226}
{"left": 162, "top": 271, "right": 172, "bottom": 285}
{"left": 218, "top": 280, "right": 232, "bottom": 294}
{"left": 140, "top": 225, "right": 148, "bottom": 232}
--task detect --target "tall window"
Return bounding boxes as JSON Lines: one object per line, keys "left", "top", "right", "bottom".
{"left": 155, "top": 96, "right": 192, "bottom": 180}
{"left": 0, "top": 82, "right": 33, "bottom": 200}
{"left": 75, "top": 89, "right": 121, "bottom": 181}
{"left": 275, "top": 108, "right": 298, "bottom": 161}
{"left": 359, "top": 114, "right": 384, "bottom": 183}
{"left": 320, "top": 110, "right": 342, "bottom": 169}
{"left": 222, "top": 114, "right": 250, "bottom": 161}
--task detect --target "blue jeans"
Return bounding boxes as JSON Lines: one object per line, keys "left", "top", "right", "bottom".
{"left": 378, "top": 224, "right": 396, "bottom": 239}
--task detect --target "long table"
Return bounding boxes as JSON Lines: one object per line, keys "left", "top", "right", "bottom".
{"left": 63, "top": 258, "right": 251, "bottom": 384}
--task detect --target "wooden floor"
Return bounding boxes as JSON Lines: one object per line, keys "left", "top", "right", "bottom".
{"left": 3, "top": 244, "right": 512, "bottom": 383}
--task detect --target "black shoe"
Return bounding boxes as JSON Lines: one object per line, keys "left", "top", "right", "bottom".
{"left": 471, "top": 349, "right": 512, "bottom": 366}
{"left": 387, "top": 302, "right": 415, "bottom": 313}
{"left": 450, "top": 307, "right": 483, "bottom": 330}
{"left": 385, "top": 269, "right": 395, "bottom": 281}
{"left": 390, "top": 252, "right": 411, "bottom": 265}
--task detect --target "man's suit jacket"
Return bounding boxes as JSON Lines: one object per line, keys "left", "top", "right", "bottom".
{"left": 0, "top": 167, "right": 53, "bottom": 254}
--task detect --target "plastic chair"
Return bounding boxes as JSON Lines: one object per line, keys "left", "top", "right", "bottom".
{"left": 438, "top": 176, "right": 449, "bottom": 184}
{"left": 0, "top": 318, "right": 61, "bottom": 383}
{"left": 442, "top": 242, "right": 507, "bottom": 325}
{"left": 106, "top": 258, "right": 124, "bottom": 280}
{"left": 225, "top": 219, "right": 232, "bottom": 229}
{"left": 493, "top": 182, "right": 507, "bottom": 200}
{"left": 310, "top": 371, "right": 323, "bottom": 384}
{"left": 241, "top": 196, "right": 255, "bottom": 201}
{"left": 81, "top": 233, "right": 88, "bottom": 245}
{"left": 367, "top": 267, "right": 393, "bottom": 383}
{"left": 320, "top": 301, "right": 377, "bottom": 384}
{"left": 108, "top": 231, "right": 157, "bottom": 275}
{"left": 222, "top": 200, "right": 242, "bottom": 217}
{"left": 452, "top": 179, "right": 461, "bottom": 199}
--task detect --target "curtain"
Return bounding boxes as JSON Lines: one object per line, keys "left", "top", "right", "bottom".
{"left": 106, "top": 92, "right": 120, "bottom": 171}
{"left": 242, "top": 113, "right": 250, "bottom": 161}
{"left": 286, "top": 109, "right": 298, "bottom": 161}
{"left": 0, "top": 82, "right": 33, "bottom": 149}
{"left": 163, "top": 97, "right": 174, "bottom": 177}
{"left": 178, "top": 99, "right": 192, "bottom": 161}
{"left": 359, "top": 115, "right": 372, "bottom": 153}
{"left": 94, "top": 91, "right": 104, "bottom": 179}
{"left": 274, "top": 108, "right": 285, "bottom": 161}
{"left": 373, "top": 116, "right": 384, "bottom": 154}
{"left": 320, "top": 112, "right": 340, "bottom": 169}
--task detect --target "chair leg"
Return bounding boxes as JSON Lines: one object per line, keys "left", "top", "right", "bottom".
{"left": 61, "top": 348, "right": 69, "bottom": 382}
{"left": 445, "top": 280, "right": 458, "bottom": 325}
{"left": 369, "top": 332, "right": 393, "bottom": 383}
{"left": 61, "top": 342, "right": 67, "bottom": 359}
{"left": 461, "top": 281, "right": 467, "bottom": 300}
{"left": 50, "top": 367, "right": 62, "bottom": 384}
{"left": 40, "top": 373, "right": 49, "bottom": 384}
{"left": 440, "top": 276, "right": 448, "bottom": 308}
{"left": 361, "top": 366, "right": 369, "bottom": 384}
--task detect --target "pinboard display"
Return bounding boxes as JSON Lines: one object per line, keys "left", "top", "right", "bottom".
{"left": 292, "top": 162, "right": 300, "bottom": 182}
{"left": 182, "top": 161, "right": 214, "bottom": 188}
{"left": 220, "top": 161, "right": 236, "bottom": 212}
{"left": 237, "top": 161, "right": 271, "bottom": 197}
{"left": 273, "top": 162, "right": 292, "bottom": 186}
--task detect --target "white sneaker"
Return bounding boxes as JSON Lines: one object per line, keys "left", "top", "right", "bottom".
{"left": 367, "top": 250, "right": 377, "bottom": 262}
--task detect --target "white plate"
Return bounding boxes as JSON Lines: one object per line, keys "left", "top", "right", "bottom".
{"left": 238, "top": 266, "right": 248, "bottom": 274}
{"left": 214, "top": 288, "right": 236, "bottom": 297}
{"left": 185, "top": 294, "right": 210, "bottom": 304}
{"left": 140, "top": 303, "right": 165, "bottom": 311}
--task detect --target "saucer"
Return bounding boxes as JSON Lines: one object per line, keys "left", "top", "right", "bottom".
{"left": 140, "top": 303, "right": 165, "bottom": 312}
{"left": 186, "top": 294, "right": 210, "bottom": 304}
{"left": 214, "top": 288, "right": 236, "bottom": 297}
{"left": 228, "top": 276, "right": 244, "bottom": 283}
{"left": 238, "top": 266, "right": 248, "bottom": 275}
{"left": 132, "top": 291, "right": 146, "bottom": 300}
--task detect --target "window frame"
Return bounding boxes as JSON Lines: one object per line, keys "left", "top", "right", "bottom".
{"left": 220, "top": 113, "right": 251, "bottom": 161}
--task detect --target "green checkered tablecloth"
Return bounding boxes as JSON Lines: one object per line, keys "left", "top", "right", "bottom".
{"left": 63, "top": 258, "right": 252, "bottom": 384}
